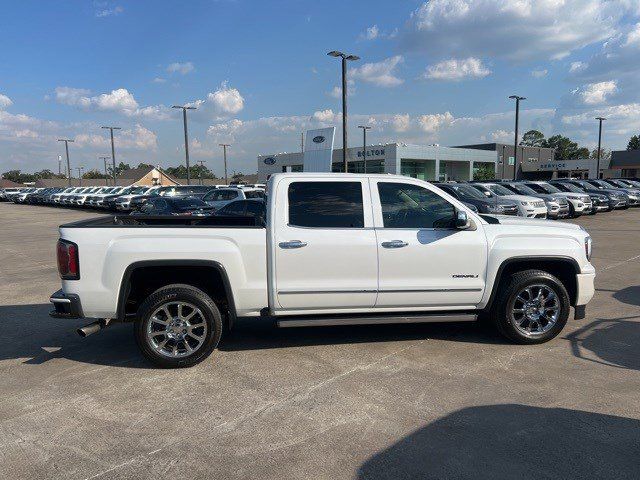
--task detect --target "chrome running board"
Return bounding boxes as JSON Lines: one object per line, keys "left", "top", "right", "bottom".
{"left": 276, "top": 313, "right": 477, "bottom": 328}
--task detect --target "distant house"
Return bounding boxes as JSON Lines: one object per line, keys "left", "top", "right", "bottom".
{"left": 0, "top": 178, "right": 21, "bottom": 188}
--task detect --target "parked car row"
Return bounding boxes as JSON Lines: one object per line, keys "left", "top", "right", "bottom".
{"left": 0, "top": 183, "right": 266, "bottom": 207}
{"left": 433, "top": 177, "right": 640, "bottom": 219}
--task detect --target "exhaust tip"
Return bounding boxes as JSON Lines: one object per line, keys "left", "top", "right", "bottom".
{"left": 76, "top": 321, "right": 104, "bottom": 338}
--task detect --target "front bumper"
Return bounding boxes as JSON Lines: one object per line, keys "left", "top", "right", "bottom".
{"left": 49, "top": 289, "right": 84, "bottom": 319}
{"left": 575, "top": 272, "right": 596, "bottom": 308}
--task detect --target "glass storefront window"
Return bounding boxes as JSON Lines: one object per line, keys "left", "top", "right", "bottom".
{"left": 331, "top": 160, "right": 384, "bottom": 174}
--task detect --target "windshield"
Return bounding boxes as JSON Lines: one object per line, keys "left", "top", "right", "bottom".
{"left": 506, "top": 183, "right": 538, "bottom": 196}
{"left": 128, "top": 187, "right": 147, "bottom": 195}
{"left": 538, "top": 183, "right": 561, "bottom": 193}
{"left": 486, "top": 184, "right": 514, "bottom": 196}
{"left": 557, "top": 182, "right": 584, "bottom": 193}
{"left": 449, "top": 184, "right": 487, "bottom": 200}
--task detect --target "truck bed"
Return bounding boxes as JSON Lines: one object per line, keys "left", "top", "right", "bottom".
{"left": 61, "top": 215, "right": 264, "bottom": 228}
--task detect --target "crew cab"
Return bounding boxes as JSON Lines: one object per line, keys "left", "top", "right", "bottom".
{"left": 50, "top": 173, "right": 595, "bottom": 368}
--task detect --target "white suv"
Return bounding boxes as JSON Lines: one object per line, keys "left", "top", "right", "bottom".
{"left": 471, "top": 183, "right": 547, "bottom": 218}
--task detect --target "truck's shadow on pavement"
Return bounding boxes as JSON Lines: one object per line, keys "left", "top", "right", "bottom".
{"left": 357, "top": 404, "right": 640, "bottom": 480}
{"left": 0, "top": 304, "right": 508, "bottom": 367}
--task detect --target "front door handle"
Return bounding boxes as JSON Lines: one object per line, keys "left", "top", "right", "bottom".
{"left": 279, "top": 240, "right": 308, "bottom": 249}
{"left": 381, "top": 240, "right": 408, "bottom": 248}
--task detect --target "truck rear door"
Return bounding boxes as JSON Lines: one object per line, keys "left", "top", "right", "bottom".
{"left": 271, "top": 177, "right": 378, "bottom": 311}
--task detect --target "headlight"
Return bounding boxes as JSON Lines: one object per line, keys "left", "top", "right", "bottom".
{"left": 520, "top": 201, "right": 529, "bottom": 206}
{"left": 585, "top": 236, "right": 592, "bottom": 261}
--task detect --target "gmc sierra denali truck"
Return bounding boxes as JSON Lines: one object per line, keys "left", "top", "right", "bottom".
{"left": 50, "top": 173, "right": 595, "bottom": 368}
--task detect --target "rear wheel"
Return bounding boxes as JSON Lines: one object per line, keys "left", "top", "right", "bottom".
{"left": 491, "top": 269, "right": 570, "bottom": 344}
{"left": 134, "top": 284, "right": 222, "bottom": 368}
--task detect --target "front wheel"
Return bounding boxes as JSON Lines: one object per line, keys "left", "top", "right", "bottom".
{"left": 134, "top": 284, "right": 223, "bottom": 368}
{"left": 491, "top": 270, "right": 570, "bottom": 344}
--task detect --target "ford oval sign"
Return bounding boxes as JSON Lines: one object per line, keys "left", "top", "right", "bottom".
{"left": 263, "top": 157, "right": 276, "bottom": 165}
{"left": 312, "top": 135, "right": 325, "bottom": 144}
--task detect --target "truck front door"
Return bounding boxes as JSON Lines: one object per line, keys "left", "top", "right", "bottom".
{"left": 272, "top": 178, "right": 378, "bottom": 311}
{"left": 371, "top": 179, "right": 488, "bottom": 308}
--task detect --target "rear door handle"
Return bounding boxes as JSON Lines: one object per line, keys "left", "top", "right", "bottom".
{"left": 381, "top": 240, "right": 408, "bottom": 248}
{"left": 279, "top": 240, "right": 308, "bottom": 249}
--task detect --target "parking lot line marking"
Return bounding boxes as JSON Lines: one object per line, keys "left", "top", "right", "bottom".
{"left": 599, "top": 253, "right": 640, "bottom": 272}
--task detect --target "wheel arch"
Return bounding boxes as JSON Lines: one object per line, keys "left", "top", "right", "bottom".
{"left": 116, "top": 260, "right": 237, "bottom": 328}
{"left": 484, "top": 256, "right": 580, "bottom": 311}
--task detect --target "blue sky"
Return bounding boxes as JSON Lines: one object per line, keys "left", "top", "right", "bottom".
{"left": 2, "top": 0, "right": 640, "bottom": 176}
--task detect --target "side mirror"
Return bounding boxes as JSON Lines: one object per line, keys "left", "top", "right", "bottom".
{"left": 455, "top": 209, "right": 471, "bottom": 230}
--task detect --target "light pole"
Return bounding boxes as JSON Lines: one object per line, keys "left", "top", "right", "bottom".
{"left": 101, "top": 126, "right": 121, "bottom": 185}
{"left": 172, "top": 105, "right": 197, "bottom": 184}
{"left": 509, "top": 95, "right": 526, "bottom": 180}
{"left": 58, "top": 155, "right": 62, "bottom": 176}
{"left": 197, "top": 160, "right": 207, "bottom": 185}
{"left": 219, "top": 143, "right": 231, "bottom": 185}
{"left": 596, "top": 117, "right": 606, "bottom": 179}
{"left": 357, "top": 125, "right": 371, "bottom": 173}
{"left": 328, "top": 50, "right": 360, "bottom": 172}
{"left": 76, "top": 166, "right": 84, "bottom": 187}
{"left": 99, "top": 155, "right": 111, "bottom": 185}
{"left": 57, "top": 139, "right": 74, "bottom": 187}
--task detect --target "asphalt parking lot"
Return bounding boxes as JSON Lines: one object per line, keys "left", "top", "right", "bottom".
{"left": 1, "top": 202, "right": 639, "bottom": 480}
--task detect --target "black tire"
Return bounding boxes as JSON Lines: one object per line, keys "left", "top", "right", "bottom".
{"left": 491, "top": 269, "right": 570, "bottom": 344}
{"left": 134, "top": 284, "right": 223, "bottom": 368}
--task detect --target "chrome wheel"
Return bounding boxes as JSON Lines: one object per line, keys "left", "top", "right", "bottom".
{"left": 510, "top": 284, "right": 560, "bottom": 337}
{"left": 146, "top": 302, "right": 208, "bottom": 358}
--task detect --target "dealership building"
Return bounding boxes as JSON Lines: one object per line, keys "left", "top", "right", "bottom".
{"left": 257, "top": 143, "right": 497, "bottom": 182}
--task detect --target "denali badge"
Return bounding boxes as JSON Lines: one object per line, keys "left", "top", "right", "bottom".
{"left": 452, "top": 274, "right": 479, "bottom": 278}
{"left": 263, "top": 157, "right": 276, "bottom": 165}
{"left": 312, "top": 135, "right": 325, "bottom": 143}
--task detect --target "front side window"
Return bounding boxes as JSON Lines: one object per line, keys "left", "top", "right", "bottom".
{"left": 288, "top": 181, "right": 364, "bottom": 228}
{"left": 378, "top": 182, "right": 456, "bottom": 229}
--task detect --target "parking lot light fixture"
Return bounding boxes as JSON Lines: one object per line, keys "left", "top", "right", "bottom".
{"left": 172, "top": 105, "right": 197, "bottom": 185}
{"left": 328, "top": 50, "right": 360, "bottom": 173}
{"left": 596, "top": 117, "right": 606, "bottom": 179}
{"left": 101, "top": 126, "right": 121, "bottom": 185}
{"left": 509, "top": 95, "right": 526, "bottom": 181}
{"left": 57, "top": 139, "right": 74, "bottom": 187}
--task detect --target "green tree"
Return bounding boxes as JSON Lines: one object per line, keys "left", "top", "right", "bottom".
{"left": 520, "top": 130, "right": 545, "bottom": 147}
{"left": 589, "top": 148, "right": 611, "bottom": 161}
{"left": 628, "top": 135, "right": 640, "bottom": 150}
{"left": 473, "top": 163, "right": 495, "bottom": 180}
{"left": 107, "top": 162, "right": 131, "bottom": 178}
{"left": 165, "top": 164, "right": 217, "bottom": 180}
{"left": 2, "top": 170, "right": 30, "bottom": 183}
{"left": 136, "top": 162, "right": 155, "bottom": 169}
{"left": 82, "top": 169, "right": 108, "bottom": 179}
{"left": 542, "top": 135, "right": 589, "bottom": 159}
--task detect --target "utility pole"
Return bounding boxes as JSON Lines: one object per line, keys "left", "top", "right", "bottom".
{"left": 197, "top": 160, "right": 207, "bottom": 185}
{"left": 328, "top": 50, "right": 360, "bottom": 172}
{"left": 301, "top": 132, "right": 304, "bottom": 153}
{"left": 172, "top": 105, "right": 197, "bottom": 184}
{"left": 101, "top": 126, "right": 121, "bottom": 186}
{"left": 58, "top": 155, "right": 62, "bottom": 176}
{"left": 509, "top": 95, "right": 526, "bottom": 180}
{"left": 219, "top": 143, "right": 231, "bottom": 185}
{"left": 595, "top": 117, "right": 606, "bottom": 179}
{"left": 99, "top": 155, "right": 111, "bottom": 186}
{"left": 76, "top": 166, "right": 84, "bottom": 187}
{"left": 57, "top": 139, "right": 74, "bottom": 187}
{"left": 357, "top": 125, "right": 371, "bottom": 173}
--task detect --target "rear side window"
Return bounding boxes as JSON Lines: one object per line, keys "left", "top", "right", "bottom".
{"left": 288, "top": 182, "right": 364, "bottom": 228}
{"left": 244, "top": 190, "right": 264, "bottom": 199}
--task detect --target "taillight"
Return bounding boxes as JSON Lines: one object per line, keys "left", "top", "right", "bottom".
{"left": 57, "top": 239, "right": 79, "bottom": 280}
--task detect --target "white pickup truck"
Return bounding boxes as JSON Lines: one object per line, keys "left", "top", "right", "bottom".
{"left": 50, "top": 173, "right": 595, "bottom": 368}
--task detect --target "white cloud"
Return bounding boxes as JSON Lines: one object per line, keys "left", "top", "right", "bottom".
{"left": 578, "top": 81, "right": 618, "bottom": 105}
{"left": 54, "top": 86, "right": 170, "bottom": 120}
{"left": 418, "top": 112, "right": 455, "bottom": 132}
{"left": 360, "top": 24, "right": 398, "bottom": 40}
{"left": 531, "top": 69, "right": 548, "bottom": 78}
{"left": 74, "top": 124, "right": 158, "bottom": 150}
{"left": 422, "top": 58, "right": 491, "bottom": 81}
{"left": 364, "top": 25, "right": 379, "bottom": 40}
{"left": 490, "top": 129, "right": 514, "bottom": 142}
{"left": 0, "top": 94, "right": 13, "bottom": 110}
{"left": 405, "top": 0, "right": 636, "bottom": 61}
{"left": 152, "top": 77, "right": 166, "bottom": 83}
{"left": 569, "top": 61, "right": 587, "bottom": 73}
{"left": 351, "top": 56, "right": 404, "bottom": 87}
{"left": 624, "top": 22, "right": 640, "bottom": 46}
{"left": 166, "top": 62, "right": 195, "bottom": 75}
{"left": 95, "top": 2, "right": 123, "bottom": 18}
